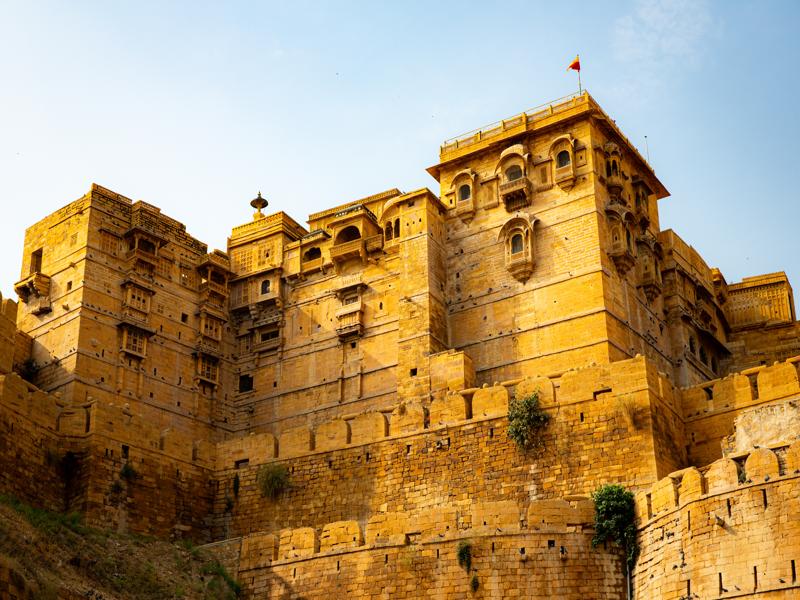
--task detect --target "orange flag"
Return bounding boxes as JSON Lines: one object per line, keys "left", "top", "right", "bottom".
{"left": 567, "top": 55, "right": 580, "bottom": 72}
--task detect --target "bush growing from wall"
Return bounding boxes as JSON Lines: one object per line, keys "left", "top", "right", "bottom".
{"left": 256, "top": 464, "right": 290, "bottom": 500}
{"left": 507, "top": 391, "right": 550, "bottom": 452}
{"left": 591, "top": 483, "right": 638, "bottom": 573}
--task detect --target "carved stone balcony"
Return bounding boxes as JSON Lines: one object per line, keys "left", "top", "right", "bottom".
{"left": 506, "top": 253, "right": 534, "bottom": 283}
{"left": 364, "top": 234, "right": 384, "bottom": 253}
{"left": 605, "top": 174, "right": 624, "bottom": 196}
{"left": 301, "top": 257, "right": 324, "bottom": 274}
{"left": 195, "top": 338, "right": 221, "bottom": 357}
{"left": 121, "top": 304, "right": 149, "bottom": 325}
{"left": 253, "top": 334, "right": 281, "bottom": 353}
{"left": 637, "top": 270, "right": 663, "bottom": 302}
{"left": 454, "top": 197, "right": 476, "bottom": 222}
{"left": 200, "top": 280, "right": 228, "bottom": 297}
{"left": 330, "top": 239, "right": 366, "bottom": 264}
{"left": 336, "top": 301, "right": 363, "bottom": 339}
{"left": 14, "top": 273, "right": 52, "bottom": 315}
{"left": 499, "top": 178, "right": 531, "bottom": 211}
{"left": 126, "top": 247, "right": 159, "bottom": 267}
{"left": 609, "top": 242, "right": 636, "bottom": 276}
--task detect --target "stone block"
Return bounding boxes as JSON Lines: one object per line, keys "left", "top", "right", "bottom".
{"left": 365, "top": 512, "right": 409, "bottom": 545}
{"left": 390, "top": 401, "right": 425, "bottom": 435}
{"left": 711, "top": 374, "right": 753, "bottom": 408}
{"left": 279, "top": 427, "right": 314, "bottom": 458}
{"left": 278, "top": 527, "right": 318, "bottom": 560}
{"left": 350, "top": 412, "right": 387, "bottom": 445}
{"left": 559, "top": 364, "right": 611, "bottom": 403}
{"left": 515, "top": 375, "right": 554, "bottom": 406}
{"left": 429, "top": 392, "right": 468, "bottom": 426}
{"left": 415, "top": 506, "right": 456, "bottom": 538}
{"left": 527, "top": 499, "right": 572, "bottom": 529}
{"left": 319, "top": 520, "right": 363, "bottom": 552}
{"left": 240, "top": 532, "right": 277, "bottom": 570}
{"left": 705, "top": 458, "right": 739, "bottom": 494}
{"left": 678, "top": 467, "right": 704, "bottom": 503}
{"left": 744, "top": 448, "right": 779, "bottom": 482}
{"left": 216, "top": 432, "right": 277, "bottom": 471}
{"left": 756, "top": 362, "right": 800, "bottom": 401}
{"left": 567, "top": 497, "right": 595, "bottom": 525}
{"left": 429, "top": 349, "right": 475, "bottom": 396}
{"left": 472, "top": 385, "right": 508, "bottom": 419}
{"left": 471, "top": 500, "right": 520, "bottom": 530}
{"left": 315, "top": 419, "right": 350, "bottom": 452}
{"left": 650, "top": 476, "right": 678, "bottom": 515}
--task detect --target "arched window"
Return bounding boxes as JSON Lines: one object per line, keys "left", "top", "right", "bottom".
{"left": 458, "top": 184, "right": 471, "bottom": 201}
{"left": 606, "top": 161, "right": 612, "bottom": 178}
{"left": 611, "top": 160, "right": 619, "bottom": 176}
{"left": 384, "top": 223, "right": 393, "bottom": 241}
{"left": 510, "top": 233, "right": 524, "bottom": 254}
{"left": 626, "top": 229, "right": 633, "bottom": 252}
{"left": 394, "top": 218, "right": 400, "bottom": 238}
{"left": 303, "top": 247, "right": 321, "bottom": 261}
{"left": 260, "top": 279, "right": 270, "bottom": 295}
{"left": 335, "top": 225, "right": 361, "bottom": 244}
{"left": 505, "top": 165, "right": 523, "bottom": 181}
{"left": 556, "top": 150, "right": 571, "bottom": 168}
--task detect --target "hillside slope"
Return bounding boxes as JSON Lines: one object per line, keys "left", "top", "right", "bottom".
{"left": 0, "top": 496, "right": 239, "bottom": 599}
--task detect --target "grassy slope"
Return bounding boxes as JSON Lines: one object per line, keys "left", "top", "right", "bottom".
{"left": 0, "top": 496, "right": 240, "bottom": 599}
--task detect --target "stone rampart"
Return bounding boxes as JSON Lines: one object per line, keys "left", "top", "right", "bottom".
{"left": 212, "top": 355, "right": 675, "bottom": 540}
{"left": 206, "top": 497, "right": 627, "bottom": 599}
{"left": 634, "top": 442, "right": 800, "bottom": 598}
{"left": 681, "top": 357, "right": 800, "bottom": 466}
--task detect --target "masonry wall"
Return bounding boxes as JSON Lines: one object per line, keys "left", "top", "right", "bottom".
{"left": 212, "top": 357, "right": 674, "bottom": 541}
{"left": 634, "top": 443, "right": 800, "bottom": 598}
{"left": 232, "top": 526, "right": 625, "bottom": 599}
{"left": 681, "top": 358, "right": 800, "bottom": 466}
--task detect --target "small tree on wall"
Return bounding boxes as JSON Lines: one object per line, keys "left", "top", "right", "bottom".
{"left": 591, "top": 484, "right": 638, "bottom": 574}
{"left": 507, "top": 391, "right": 550, "bottom": 453}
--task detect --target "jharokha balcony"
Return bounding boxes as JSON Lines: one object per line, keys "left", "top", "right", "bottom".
{"left": 335, "top": 301, "right": 363, "bottom": 339}
{"left": 499, "top": 177, "right": 531, "bottom": 211}
{"left": 330, "top": 238, "right": 366, "bottom": 264}
{"left": 14, "top": 272, "right": 52, "bottom": 315}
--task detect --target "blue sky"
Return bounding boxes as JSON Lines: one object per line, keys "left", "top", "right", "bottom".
{"left": 1, "top": 0, "right": 798, "bottom": 301}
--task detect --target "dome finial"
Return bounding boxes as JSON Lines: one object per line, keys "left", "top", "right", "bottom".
{"left": 250, "top": 191, "right": 268, "bottom": 218}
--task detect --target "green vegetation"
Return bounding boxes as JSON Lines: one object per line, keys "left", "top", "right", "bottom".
{"left": 470, "top": 574, "right": 480, "bottom": 592}
{"left": 456, "top": 540, "right": 472, "bottom": 572}
{"left": 507, "top": 391, "right": 550, "bottom": 452}
{"left": 0, "top": 494, "right": 86, "bottom": 536}
{"left": 591, "top": 483, "right": 638, "bottom": 573}
{"left": 120, "top": 462, "right": 137, "bottom": 481}
{"left": 0, "top": 495, "right": 242, "bottom": 599}
{"left": 256, "top": 463, "right": 290, "bottom": 500}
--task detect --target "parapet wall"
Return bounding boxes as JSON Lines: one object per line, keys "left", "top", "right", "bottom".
{"left": 681, "top": 356, "right": 800, "bottom": 466}
{"left": 206, "top": 497, "right": 627, "bottom": 599}
{"left": 634, "top": 442, "right": 800, "bottom": 598}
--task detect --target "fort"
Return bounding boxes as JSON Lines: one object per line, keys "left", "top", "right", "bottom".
{"left": 1, "top": 91, "right": 798, "bottom": 598}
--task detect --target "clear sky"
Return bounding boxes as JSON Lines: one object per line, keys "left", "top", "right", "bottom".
{"left": 1, "top": 0, "right": 798, "bottom": 301}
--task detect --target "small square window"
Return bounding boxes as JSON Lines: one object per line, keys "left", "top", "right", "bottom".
{"left": 181, "top": 313, "right": 188, "bottom": 324}
{"left": 410, "top": 368, "right": 418, "bottom": 377}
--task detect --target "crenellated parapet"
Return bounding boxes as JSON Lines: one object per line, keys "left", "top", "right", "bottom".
{"left": 681, "top": 356, "right": 800, "bottom": 465}
{"left": 215, "top": 354, "right": 674, "bottom": 469}
{"left": 634, "top": 442, "right": 800, "bottom": 598}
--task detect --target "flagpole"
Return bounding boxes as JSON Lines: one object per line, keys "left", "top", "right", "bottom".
{"left": 578, "top": 68, "right": 582, "bottom": 95}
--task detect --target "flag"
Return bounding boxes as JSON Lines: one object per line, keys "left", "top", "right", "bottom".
{"left": 567, "top": 55, "right": 580, "bottom": 72}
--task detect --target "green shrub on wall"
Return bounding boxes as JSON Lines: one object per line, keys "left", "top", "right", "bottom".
{"left": 256, "top": 464, "right": 290, "bottom": 500}
{"left": 507, "top": 391, "right": 550, "bottom": 452}
{"left": 591, "top": 483, "right": 638, "bottom": 573}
